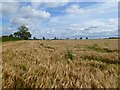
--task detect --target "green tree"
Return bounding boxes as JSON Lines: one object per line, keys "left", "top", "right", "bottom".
{"left": 43, "top": 37, "right": 45, "bottom": 40}
{"left": 33, "top": 37, "right": 36, "bottom": 40}
{"left": 9, "top": 34, "right": 13, "bottom": 37}
{"left": 80, "top": 37, "right": 82, "bottom": 39}
{"left": 75, "top": 38, "right": 77, "bottom": 40}
{"left": 14, "top": 25, "right": 31, "bottom": 40}
{"left": 14, "top": 32, "right": 19, "bottom": 37}
{"left": 86, "top": 37, "right": 88, "bottom": 39}
{"left": 54, "top": 37, "right": 57, "bottom": 40}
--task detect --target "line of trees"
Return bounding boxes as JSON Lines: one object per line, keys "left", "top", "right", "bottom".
{"left": 33, "top": 36, "right": 89, "bottom": 40}
{"left": 3, "top": 25, "right": 119, "bottom": 41}
{"left": 6, "top": 25, "right": 90, "bottom": 40}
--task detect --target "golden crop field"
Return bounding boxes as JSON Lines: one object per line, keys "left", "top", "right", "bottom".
{"left": 1, "top": 39, "right": 119, "bottom": 88}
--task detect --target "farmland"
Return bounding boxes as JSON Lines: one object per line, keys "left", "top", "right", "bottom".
{"left": 1, "top": 39, "right": 119, "bottom": 88}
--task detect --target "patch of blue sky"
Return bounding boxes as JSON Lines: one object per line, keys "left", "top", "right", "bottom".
{"left": 2, "top": 16, "right": 10, "bottom": 27}
{"left": 69, "top": 2, "right": 99, "bottom": 8}
{"left": 20, "top": 2, "right": 31, "bottom": 7}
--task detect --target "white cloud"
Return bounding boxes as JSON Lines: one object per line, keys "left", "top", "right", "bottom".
{"left": 8, "top": 5, "right": 51, "bottom": 29}
{"left": 1, "top": 0, "right": 119, "bottom": 2}
{"left": 93, "top": 2, "right": 118, "bottom": 14}
{"left": 66, "top": 18, "right": 118, "bottom": 35}
{"left": 31, "top": 2, "right": 41, "bottom": 9}
{"left": 43, "top": 0, "right": 69, "bottom": 8}
{"left": 66, "top": 5, "right": 90, "bottom": 15}
{"left": 70, "top": 0, "right": 119, "bottom": 2}
{"left": 20, "top": 6, "right": 51, "bottom": 19}
{"left": 0, "top": 3, "right": 2, "bottom": 15}
{"left": 66, "top": 2, "right": 118, "bottom": 16}
{"left": 10, "top": 17, "right": 31, "bottom": 25}
{"left": 1, "top": 2, "right": 20, "bottom": 14}
{"left": 31, "top": 0, "right": 69, "bottom": 9}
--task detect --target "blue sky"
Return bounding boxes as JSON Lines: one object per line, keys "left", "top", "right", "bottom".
{"left": 1, "top": 1, "right": 118, "bottom": 39}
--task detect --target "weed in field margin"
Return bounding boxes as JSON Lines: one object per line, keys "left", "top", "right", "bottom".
{"left": 90, "top": 43, "right": 98, "bottom": 49}
{"left": 104, "top": 42, "right": 109, "bottom": 46}
{"left": 65, "top": 48, "right": 73, "bottom": 60}
{"left": 80, "top": 54, "right": 119, "bottom": 64}
{"left": 74, "top": 44, "right": 81, "bottom": 48}
{"left": 87, "top": 44, "right": 114, "bottom": 53}
{"left": 38, "top": 41, "right": 44, "bottom": 46}
{"left": 102, "top": 47, "right": 114, "bottom": 53}
{"left": 45, "top": 45, "right": 54, "bottom": 49}
{"left": 89, "top": 61, "right": 107, "bottom": 70}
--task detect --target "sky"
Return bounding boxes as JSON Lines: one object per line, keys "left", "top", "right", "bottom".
{"left": 0, "top": 0, "right": 118, "bottom": 39}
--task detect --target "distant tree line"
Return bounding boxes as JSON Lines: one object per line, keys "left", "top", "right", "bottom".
{"left": 2, "top": 24, "right": 119, "bottom": 42}
{"left": 108, "top": 37, "right": 120, "bottom": 39}
{"left": 33, "top": 36, "right": 89, "bottom": 40}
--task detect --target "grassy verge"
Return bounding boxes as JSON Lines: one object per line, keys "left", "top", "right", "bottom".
{"left": 80, "top": 54, "right": 119, "bottom": 65}
{"left": 87, "top": 43, "right": 117, "bottom": 53}
{"left": 1, "top": 37, "right": 23, "bottom": 42}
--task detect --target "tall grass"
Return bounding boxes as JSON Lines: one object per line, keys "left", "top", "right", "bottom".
{"left": 80, "top": 54, "right": 119, "bottom": 64}
{"left": 87, "top": 43, "right": 114, "bottom": 53}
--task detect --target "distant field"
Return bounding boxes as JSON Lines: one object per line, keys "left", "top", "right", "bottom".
{"left": 2, "top": 39, "right": 119, "bottom": 88}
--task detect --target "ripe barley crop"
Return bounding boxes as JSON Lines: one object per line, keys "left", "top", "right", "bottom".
{"left": 2, "top": 39, "right": 119, "bottom": 88}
